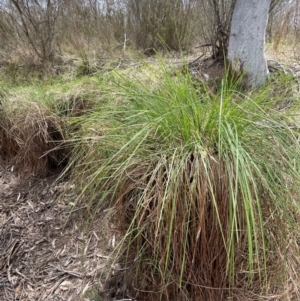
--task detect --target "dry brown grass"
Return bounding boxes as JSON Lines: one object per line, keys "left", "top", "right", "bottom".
{"left": 104, "top": 151, "right": 300, "bottom": 301}
{"left": 107, "top": 154, "right": 259, "bottom": 301}
{"left": 0, "top": 100, "right": 68, "bottom": 176}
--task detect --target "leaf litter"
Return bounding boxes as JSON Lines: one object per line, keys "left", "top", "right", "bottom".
{"left": 0, "top": 160, "right": 128, "bottom": 301}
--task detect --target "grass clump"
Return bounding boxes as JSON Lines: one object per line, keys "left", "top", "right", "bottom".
{"left": 50, "top": 64, "right": 300, "bottom": 299}
{"left": 0, "top": 98, "right": 68, "bottom": 175}
{"left": 0, "top": 75, "right": 109, "bottom": 175}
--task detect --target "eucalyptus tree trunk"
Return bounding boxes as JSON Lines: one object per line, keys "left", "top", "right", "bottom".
{"left": 227, "top": 0, "right": 272, "bottom": 87}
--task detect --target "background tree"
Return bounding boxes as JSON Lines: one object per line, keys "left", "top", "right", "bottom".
{"left": 0, "top": 0, "right": 297, "bottom": 73}
{"left": 227, "top": 0, "right": 272, "bottom": 87}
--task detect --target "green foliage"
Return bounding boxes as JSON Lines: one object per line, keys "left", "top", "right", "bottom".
{"left": 68, "top": 63, "right": 300, "bottom": 300}
{"left": 1, "top": 59, "right": 299, "bottom": 299}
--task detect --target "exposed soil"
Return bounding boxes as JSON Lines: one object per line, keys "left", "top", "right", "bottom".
{"left": 0, "top": 159, "right": 126, "bottom": 301}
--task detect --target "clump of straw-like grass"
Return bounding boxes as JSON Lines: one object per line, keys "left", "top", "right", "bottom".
{"left": 69, "top": 63, "right": 300, "bottom": 301}
{"left": 0, "top": 113, "right": 18, "bottom": 159}
{"left": 0, "top": 99, "right": 68, "bottom": 175}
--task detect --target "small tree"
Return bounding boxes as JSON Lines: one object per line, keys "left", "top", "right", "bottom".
{"left": 227, "top": 0, "right": 272, "bottom": 87}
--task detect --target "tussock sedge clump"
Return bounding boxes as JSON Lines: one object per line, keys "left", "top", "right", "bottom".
{"left": 0, "top": 75, "right": 107, "bottom": 176}
{"left": 0, "top": 97, "right": 68, "bottom": 176}
{"left": 70, "top": 65, "right": 300, "bottom": 300}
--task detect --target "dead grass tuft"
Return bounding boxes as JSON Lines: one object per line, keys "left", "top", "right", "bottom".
{"left": 105, "top": 151, "right": 300, "bottom": 301}
{"left": 107, "top": 154, "right": 245, "bottom": 300}
{"left": 0, "top": 105, "right": 18, "bottom": 159}
{"left": 0, "top": 101, "right": 68, "bottom": 176}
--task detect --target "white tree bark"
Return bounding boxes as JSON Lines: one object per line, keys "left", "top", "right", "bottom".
{"left": 227, "top": 0, "right": 272, "bottom": 87}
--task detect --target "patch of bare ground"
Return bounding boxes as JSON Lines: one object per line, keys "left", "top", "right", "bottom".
{"left": 0, "top": 160, "right": 127, "bottom": 301}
